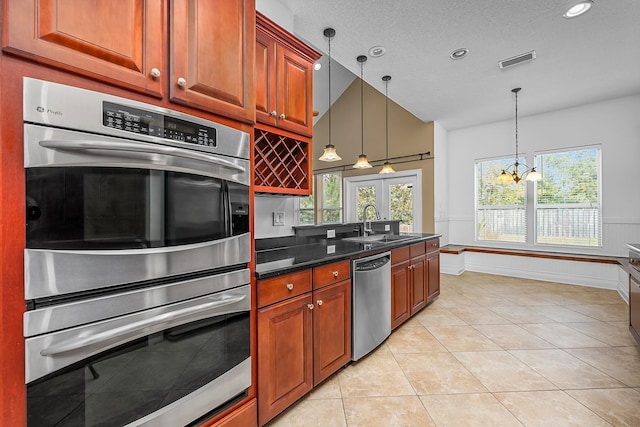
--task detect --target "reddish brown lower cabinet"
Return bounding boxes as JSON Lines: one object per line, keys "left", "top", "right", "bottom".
{"left": 256, "top": 261, "right": 351, "bottom": 425}
{"left": 391, "top": 258, "right": 411, "bottom": 330}
{"left": 257, "top": 293, "right": 314, "bottom": 425}
{"left": 206, "top": 399, "right": 257, "bottom": 427}
{"left": 313, "top": 280, "right": 351, "bottom": 386}
{"left": 427, "top": 248, "right": 441, "bottom": 302}
{"left": 391, "top": 239, "right": 440, "bottom": 330}
{"left": 629, "top": 271, "right": 640, "bottom": 344}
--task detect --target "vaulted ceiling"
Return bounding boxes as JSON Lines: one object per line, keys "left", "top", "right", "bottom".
{"left": 276, "top": 0, "right": 640, "bottom": 130}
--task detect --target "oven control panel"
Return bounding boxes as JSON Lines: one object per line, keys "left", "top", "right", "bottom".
{"left": 102, "top": 101, "right": 217, "bottom": 147}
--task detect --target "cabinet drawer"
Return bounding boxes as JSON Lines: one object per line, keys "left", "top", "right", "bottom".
{"left": 426, "top": 238, "right": 440, "bottom": 253}
{"left": 257, "top": 269, "right": 312, "bottom": 308}
{"left": 313, "top": 260, "right": 351, "bottom": 289}
{"left": 410, "top": 242, "right": 426, "bottom": 258}
{"left": 391, "top": 246, "right": 411, "bottom": 264}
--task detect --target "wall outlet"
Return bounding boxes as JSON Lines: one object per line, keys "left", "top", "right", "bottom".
{"left": 384, "top": 224, "right": 390, "bottom": 231}
{"left": 272, "top": 211, "right": 285, "bottom": 226}
{"left": 327, "top": 229, "right": 336, "bottom": 238}
{"left": 326, "top": 245, "right": 336, "bottom": 254}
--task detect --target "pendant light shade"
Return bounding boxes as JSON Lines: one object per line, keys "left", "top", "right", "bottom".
{"left": 497, "top": 87, "right": 541, "bottom": 184}
{"left": 379, "top": 75, "right": 395, "bottom": 174}
{"left": 319, "top": 28, "right": 342, "bottom": 162}
{"left": 353, "top": 55, "right": 372, "bottom": 169}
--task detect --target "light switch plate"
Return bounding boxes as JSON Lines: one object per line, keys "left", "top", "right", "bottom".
{"left": 385, "top": 224, "right": 391, "bottom": 231}
{"left": 273, "top": 211, "right": 285, "bottom": 226}
{"left": 327, "top": 229, "right": 336, "bottom": 238}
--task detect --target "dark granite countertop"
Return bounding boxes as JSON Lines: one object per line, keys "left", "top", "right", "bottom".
{"left": 255, "top": 233, "right": 441, "bottom": 279}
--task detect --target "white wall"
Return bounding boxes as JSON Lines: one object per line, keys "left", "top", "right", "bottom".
{"left": 434, "top": 121, "right": 449, "bottom": 245}
{"left": 255, "top": 0, "right": 293, "bottom": 31}
{"left": 440, "top": 94, "right": 640, "bottom": 257}
{"left": 254, "top": 195, "right": 296, "bottom": 238}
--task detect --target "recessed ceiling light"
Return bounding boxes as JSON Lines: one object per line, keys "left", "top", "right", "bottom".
{"left": 368, "top": 46, "right": 386, "bottom": 58}
{"left": 314, "top": 62, "right": 322, "bottom": 71}
{"left": 450, "top": 48, "right": 469, "bottom": 60}
{"left": 563, "top": 0, "right": 594, "bottom": 18}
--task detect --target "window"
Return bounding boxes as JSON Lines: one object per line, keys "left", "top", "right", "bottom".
{"left": 296, "top": 171, "right": 342, "bottom": 225}
{"left": 475, "top": 157, "right": 526, "bottom": 242}
{"left": 535, "top": 147, "right": 601, "bottom": 247}
{"left": 475, "top": 146, "right": 602, "bottom": 248}
{"left": 345, "top": 170, "right": 422, "bottom": 232}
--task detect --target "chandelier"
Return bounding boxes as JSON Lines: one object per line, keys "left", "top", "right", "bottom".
{"left": 497, "top": 88, "right": 542, "bottom": 184}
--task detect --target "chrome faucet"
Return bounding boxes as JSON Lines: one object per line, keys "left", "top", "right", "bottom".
{"left": 362, "top": 204, "right": 381, "bottom": 235}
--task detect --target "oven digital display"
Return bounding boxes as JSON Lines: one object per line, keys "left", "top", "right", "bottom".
{"left": 102, "top": 101, "right": 217, "bottom": 147}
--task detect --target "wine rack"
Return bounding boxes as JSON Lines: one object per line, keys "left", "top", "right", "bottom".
{"left": 254, "top": 127, "right": 311, "bottom": 195}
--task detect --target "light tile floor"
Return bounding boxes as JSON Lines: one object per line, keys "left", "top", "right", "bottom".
{"left": 266, "top": 272, "right": 640, "bottom": 427}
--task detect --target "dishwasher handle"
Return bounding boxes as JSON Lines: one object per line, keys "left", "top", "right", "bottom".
{"left": 354, "top": 254, "right": 391, "bottom": 272}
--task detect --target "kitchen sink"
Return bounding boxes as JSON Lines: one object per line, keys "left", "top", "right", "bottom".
{"left": 342, "top": 234, "right": 419, "bottom": 244}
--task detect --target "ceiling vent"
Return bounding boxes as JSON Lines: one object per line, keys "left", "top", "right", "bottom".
{"left": 499, "top": 50, "right": 536, "bottom": 69}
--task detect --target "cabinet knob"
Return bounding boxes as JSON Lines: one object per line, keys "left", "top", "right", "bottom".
{"left": 279, "top": 113, "right": 286, "bottom": 120}
{"left": 271, "top": 110, "right": 278, "bottom": 117}
{"left": 286, "top": 283, "right": 294, "bottom": 291}
{"left": 332, "top": 271, "right": 339, "bottom": 278}
{"left": 317, "top": 299, "right": 323, "bottom": 306}
{"left": 177, "top": 77, "right": 187, "bottom": 87}
{"left": 307, "top": 303, "right": 314, "bottom": 310}
{"left": 150, "top": 68, "right": 161, "bottom": 78}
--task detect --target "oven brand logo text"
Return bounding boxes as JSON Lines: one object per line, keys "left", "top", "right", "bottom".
{"left": 36, "top": 106, "right": 63, "bottom": 116}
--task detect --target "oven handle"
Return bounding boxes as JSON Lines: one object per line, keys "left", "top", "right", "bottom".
{"left": 40, "top": 294, "right": 247, "bottom": 357}
{"left": 38, "top": 139, "right": 246, "bottom": 173}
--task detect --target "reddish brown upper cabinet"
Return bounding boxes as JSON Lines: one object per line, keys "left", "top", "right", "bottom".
{"left": 171, "top": 0, "right": 256, "bottom": 124}
{"left": 2, "top": 0, "right": 165, "bottom": 97}
{"left": 255, "top": 13, "right": 319, "bottom": 137}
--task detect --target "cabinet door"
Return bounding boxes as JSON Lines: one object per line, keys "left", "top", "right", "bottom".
{"left": 171, "top": 0, "right": 255, "bottom": 123}
{"left": 275, "top": 45, "right": 314, "bottom": 136}
{"left": 3, "top": 0, "right": 164, "bottom": 97}
{"left": 257, "top": 293, "right": 313, "bottom": 425}
{"left": 391, "top": 260, "right": 411, "bottom": 330}
{"left": 427, "top": 251, "right": 441, "bottom": 302}
{"left": 630, "top": 273, "right": 640, "bottom": 344}
{"left": 255, "top": 28, "right": 277, "bottom": 127}
{"left": 410, "top": 255, "right": 427, "bottom": 316}
{"left": 313, "top": 280, "right": 351, "bottom": 385}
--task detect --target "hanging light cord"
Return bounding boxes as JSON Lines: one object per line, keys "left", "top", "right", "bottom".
{"left": 360, "top": 59, "right": 364, "bottom": 154}
{"left": 327, "top": 34, "right": 332, "bottom": 146}
{"left": 514, "top": 89, "right": 519, "bottom": 161}
{"left": 385, "top": 78, "right": 389, "bottom": 160}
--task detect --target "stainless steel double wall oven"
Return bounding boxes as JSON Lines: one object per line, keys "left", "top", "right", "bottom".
{"left": 23, "top": 78, "right": 252, "bottom": 426}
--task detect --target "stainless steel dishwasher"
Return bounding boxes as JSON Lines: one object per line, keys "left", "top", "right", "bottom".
{"left": 352, "top": 251, "right": 392, "bottom": 360}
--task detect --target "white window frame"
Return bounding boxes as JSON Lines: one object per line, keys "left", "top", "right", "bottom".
{"left": 474, "top": 145, "right": 602, "bottom": 249}
{"left": 474, "top": 155, "right": 530, "bottom": 245}
{"left": 533, "top": 144, "right": 602, "bottom": 249}
{"left": 344, "top": 169, "right": 422, "bottom": 232}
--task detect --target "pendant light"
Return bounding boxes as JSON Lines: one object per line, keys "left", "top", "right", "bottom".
{"left": 318, "top": 28, "right": 342, "bottom": 162}
{"left": 497, "top": 88, "right": 542, "bottom": 183}
{"left": 379, "top": 75, "right": 396, "bottom": 174}
{"left": 353, "top": 55, "right": 372, "bottom": 169}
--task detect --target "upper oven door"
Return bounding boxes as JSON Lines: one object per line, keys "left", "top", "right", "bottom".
{"left": 24, "top": 125, "right": 250, "bottom": 300}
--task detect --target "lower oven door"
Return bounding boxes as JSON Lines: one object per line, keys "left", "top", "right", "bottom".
{"left": 25, "top": 285, "right": 251, "bottom": 427}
